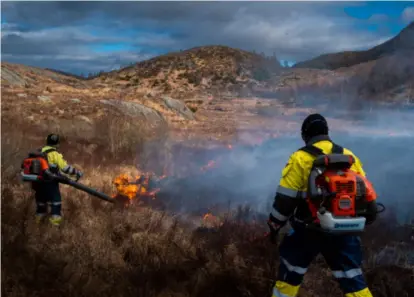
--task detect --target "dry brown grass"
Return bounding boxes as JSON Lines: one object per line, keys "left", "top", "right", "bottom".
{"left": 2, "top": 120, "right": 414, "bottom": 297}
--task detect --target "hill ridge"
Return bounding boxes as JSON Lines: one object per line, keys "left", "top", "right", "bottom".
{"left": 294, "top": 21, "right": 414, "bottom": 70}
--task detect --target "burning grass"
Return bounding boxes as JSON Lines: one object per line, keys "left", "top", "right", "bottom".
{"left": 2, "top": 122, "right": 414, "bottom": 297}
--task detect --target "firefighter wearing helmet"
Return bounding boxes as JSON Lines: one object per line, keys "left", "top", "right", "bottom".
{"left": 267, "top": 114, "right": 379, "bottom": 297}
{"left": 32, "top": 134, "right": 83, "bottom": 226}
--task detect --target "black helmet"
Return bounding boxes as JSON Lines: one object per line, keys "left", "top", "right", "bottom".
{"left": 46, "top": 134, "right": 60, "bottom": 146}
{"left": 301, "top": 113, "right": 329, "bottom": 142}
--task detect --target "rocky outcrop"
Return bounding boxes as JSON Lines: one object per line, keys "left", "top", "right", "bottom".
{"left": 100, "top": 99, "right": 166, "bottom": 124}
{"left": 162, "top": 96, "right": 195, "bottom": 120}
{"left": 1, "top": 67, "right": 28, "bottom": 86}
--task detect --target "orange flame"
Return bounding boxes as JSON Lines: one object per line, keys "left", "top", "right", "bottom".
{"left": 203, "top": 212, "right": 213, "bottom": 220}
{"left": 113, "top": 173, "right": 161, "bottom": 204}
{"left": 201, "top": 211, "right": 223, "bottom": 227}
{"left": 113, "top": 174, "right": 139, "bottom": 201}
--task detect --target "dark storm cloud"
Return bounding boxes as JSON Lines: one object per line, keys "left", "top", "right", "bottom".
{"left": 1, "top": 1, "right": 403, "bottom": 74}
{"left": 1, "top": 1, "right": 99, "bottom": 27}
{"left": 1, "top": 28, "right": 102, "bottom": 56}
{"left": 1, "top": 2, "right": 344, "bottom": 26}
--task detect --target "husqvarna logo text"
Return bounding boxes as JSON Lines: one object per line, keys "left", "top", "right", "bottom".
{"left": 334, "top": 223, "right": 359, "bottom": 228}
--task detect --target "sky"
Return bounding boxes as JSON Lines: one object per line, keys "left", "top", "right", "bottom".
{"left": 1, "top": 1, "right": 414, "bottom": 75}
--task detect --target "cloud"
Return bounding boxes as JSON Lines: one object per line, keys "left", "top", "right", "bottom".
{"left": 1, "top": 26, "right": 107, "bottom": 56}
{"left": 0, "top": 23, "right": 157, "bottom": 73}
{"left": 368, "top": 14, "right": 389, "bottom": 23}
{"left": 1, "top": 2, "right": 398, "bottom": 74}
{"left": 402, "top": 7, "right": 414, "bottom": 24}
{"left": 218, "top": 11, "right": 390, "bottom": 61}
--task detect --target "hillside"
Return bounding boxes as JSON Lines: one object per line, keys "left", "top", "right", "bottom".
{"left": 294, "top": 21, "right": 414, "bottom": 70}
{"left": 91, "top": 45, "right": 282, "bottom": 98}
{"left": 265, "top": 21, "right": 414, "bottom": 102}
{"left": 358, "top": 50, "right": 414, "bottom": 101}
{"left": 86, "top": 23, "right": 414, "bottom": 101}
{"left": 271, "top": 51, "right": 414, "bottom": 103}
{"left": 45, "top": 68, "right": 89, "bottom": 80}
{"left": 1, "top": 62, "right": 88, "bottom": 90}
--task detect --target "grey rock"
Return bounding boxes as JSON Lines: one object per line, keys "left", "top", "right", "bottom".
{"left": 100, "top": 99, "right": 165, "bottom": 123}
{"left": 75, "top": 115, "right": 92, "bottom": 124}
{"left": 37, "top": 95, "right": 52, "bottom": 102}
{"left": 162, "top": 96, "right": 195, "bottom": 120}
{"left": 1, "top": 67, "right": 27, "bottom": 86}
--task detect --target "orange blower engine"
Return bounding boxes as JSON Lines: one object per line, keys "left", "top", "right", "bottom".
{"left": 305, "top": 153, "right": 379, "bottom": 234}
{"left": 21, "top": 149, "right": 56, "bottom": 182}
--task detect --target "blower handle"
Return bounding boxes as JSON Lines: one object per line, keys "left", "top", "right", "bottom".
{"left": 376, "top": 203, "right": 386, "bottom": 214}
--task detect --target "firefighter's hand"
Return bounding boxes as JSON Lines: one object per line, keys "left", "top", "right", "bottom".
{"left": 267, "top": 220, "right": 281, "bottom": 244}
{"left": 75, "top": 170, "right": 83, "bottom": 181}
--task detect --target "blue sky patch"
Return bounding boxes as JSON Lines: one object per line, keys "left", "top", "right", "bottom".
{"left": 91, "top": 43, "right": 132, "bottom": 53}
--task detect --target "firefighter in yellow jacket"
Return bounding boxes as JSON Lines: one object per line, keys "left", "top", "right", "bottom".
{"left": 268, "top": 114, "right": 378, "bottom": 297}
{"left": 33, "top": 134, "right": 83, "bottom": 226}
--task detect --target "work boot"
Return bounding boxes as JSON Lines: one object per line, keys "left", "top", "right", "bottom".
{"left": 49, "top": 215, "right": 62, "bottom": 226}
{"left": 35, "top": 213, "right": 47, "bottom": 224}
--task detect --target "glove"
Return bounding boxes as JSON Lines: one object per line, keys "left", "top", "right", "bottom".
{"left": 75, "top": 170, "right": 83, "bottom": 180}
{"left": 267, "top": 218, "right": 282, "bottom": 244}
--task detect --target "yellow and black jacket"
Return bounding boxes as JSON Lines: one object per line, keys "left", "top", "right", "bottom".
{"left": 41, "top": 146, "right": 78, "bottom": 176}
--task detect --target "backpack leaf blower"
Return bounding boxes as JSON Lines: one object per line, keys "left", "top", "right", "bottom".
{"left": 21, "top": 150, "right": 115, "bottom": 204}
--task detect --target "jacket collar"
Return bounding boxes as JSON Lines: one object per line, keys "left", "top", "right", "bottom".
{"left": 42, "top": 145, "right": 58, "bottom": 151}
{"left": 306, "top": 135, "right": 331, "bottom": 146}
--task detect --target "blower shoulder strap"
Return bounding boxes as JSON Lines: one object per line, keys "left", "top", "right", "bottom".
{"left": 41, "top": 148, "right": 57, "bottom": 162}
{"left": 331, "top": 143, "right": 344, "bottom": 154}
{"left": 28, "top": 147, "right": 55, "bottom": 158}
{"left": 43, "top": 148, "right": 56, "bottom": 155}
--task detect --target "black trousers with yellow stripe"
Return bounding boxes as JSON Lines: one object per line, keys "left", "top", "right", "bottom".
{"left": 272, "top": 229, "right": 372, "bottom": 297}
